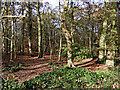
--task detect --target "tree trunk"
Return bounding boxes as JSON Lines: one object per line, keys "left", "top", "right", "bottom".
{"left": 49, "top": 30, "right": 52, "bottom": 60}
{"left": 66, "top": 36, "right": 74, "bottom": 67}
{"left": 12, "top": 2, "right": 17, "bottom": 59}
{"left": 58, "top": 0, "right": 62, "bottom": 61}
{"left": 47, "top": 11, "right": 52, "bottom": 59}
{"left": 10, "top": 2, "right": 15, "bottom": 62}
{"left": 106, "top": 50, "right": 115, "bottom": 67}
{"left": 117, "top": 2, "right": 120, "bottom": 54}
{"left": 70, "top": 1, "right": 74, "bottom": 45}
{"left": 14, "top": 19, "right": 17, "bottom": 59}
{"left": 1, "top": 2, "right": 5, "bottom": 55}
{"left": 88, "top": 3, "right": 92, "bottom": 54}
{"left": 99, "top": 19, "right": 107, "bottom": 60}
{"left": 37, "top": 1, "right": 43, "bottom": 58}
{"left": 21, "top": 2, "right": 25, "bottom": 54}
{"left": 5, "top": 2, "right": 9, "bottom": 55}
{"left": 1, "top": 21, "right": 5, "bottom": 54}
{"left": 42, "top": 10, "right": 46, "bottom": 53}
{"left": 28, "top": 2, "right": 32, "bottom": 55}
{"left": 10, "top": 19, "right": 14, "bottom": 62}
{"left": 58, "top": 34, "right": 62, "bottom": 61}
{"left": 106, "top": 2, "right": 117, "bottom": 67}
{"left": 63, "top": 0, "right": 75, "bottom": 67}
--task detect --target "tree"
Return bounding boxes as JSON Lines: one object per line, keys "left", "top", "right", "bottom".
{"left": 1, "top": 1, "right": 5, "bottom": 54}
{"left": 10, "top": 2, "right": 15, "bottom": 62}
{"left": 48, "top": 12, "right": 52, "bottom": 59}
{"left": 98, "top": 1, "right": 118, "bottom": 67}
{"left": 106, "top": 2, "right": 117, "bottom": 67}
{"left": 117, "top": 1, "right": 120, "bottom": 54}
{"left": 4, "top": 2, "right": 9, "bottom": 55}
{"left": 37, "top": 0, "right": 43, "bottom": 58}
{"left": 62, "top": 0, "right": 75, "bottom": 67}
{"left": 98, "top": 17, "right": 107, "bottom": 60}
{"left": 21, "top": 2, "right": 25, "bottom": 54}
{"left": 98, "top": 2, "right": 108, "bottom": 61}
{"left": 58, "top": 0, "right": 62, "bottom": 61}
{"left": 27, "top": 1, "right": 33, "bottom": 55}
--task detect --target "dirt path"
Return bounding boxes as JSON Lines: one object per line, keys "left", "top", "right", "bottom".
{"left": 2, "top": 55, "right": 67, "bottom": 82}
{"left": 2, "top": 55, "right": 119, "bottom": 82}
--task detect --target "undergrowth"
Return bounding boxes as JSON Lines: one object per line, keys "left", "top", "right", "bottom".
{"left": 61, "top": 44, "right": 93, "bottom": 60}
{"left": 2, "top": 62, "right": 27, "bottom": 73}
{"left": 2, "top": 66, "right": 120, "bottom": 89}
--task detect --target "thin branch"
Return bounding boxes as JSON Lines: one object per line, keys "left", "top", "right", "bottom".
{"left": 1, "top": 15, "right": 25, "bottom": 18}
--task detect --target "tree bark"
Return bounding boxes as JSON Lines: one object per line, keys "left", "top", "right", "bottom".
{"left": 106, "top": 2, "right": 117, "bottom": 67}
{"left": 99, "top": 19, "right": 107, "bottom": 60}
{"left": 47, "top": 11, "right": 52, "bottom": 59}
{"left": 58, "top": 0, "right": 62, "bottom": 61}
{"left": 21, "top": 2, "right": 25, "bottom": 54}
{"left": 10, "top": 19, "right": 14, "bottom": 62}
{"left": 62, "top": 0, "right": 75, "bottom": 67}
{"left": 117, "top": 2, "right": 120, "bottom": 54}
{"left": 28, "top": 1, "right": 32, "bottom": 55}
{"left": 4, "top": 2, "right": 9, "bottom": 55}
{"left": 10, "top": 2, "right": 15, "bottom": 62}
{"left": 13, "top": 5, "right": 17, "bottom": 59}
{"left": 37, "top": 1, "right": 43, "bottom": 58}
{"left": 1, "top": 2, "right": 5, "bottom": 55}
{"left": 88, "top": 4, "right": 92, "bottom": 54}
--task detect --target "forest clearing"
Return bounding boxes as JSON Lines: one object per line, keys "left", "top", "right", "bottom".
{"left": 0, "top": 0, "right": 120, "bottom": 89}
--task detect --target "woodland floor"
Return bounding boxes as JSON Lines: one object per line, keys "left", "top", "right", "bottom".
{"left": 1, "top": 53, "right": 120, "bottom": 82}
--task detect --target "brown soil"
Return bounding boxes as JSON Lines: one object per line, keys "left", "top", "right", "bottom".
{"left": 1, "top": 54, "right": 120, "bottom": 82}
{"left": 2, "top": 54, "right": 67, "bottom": 82}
